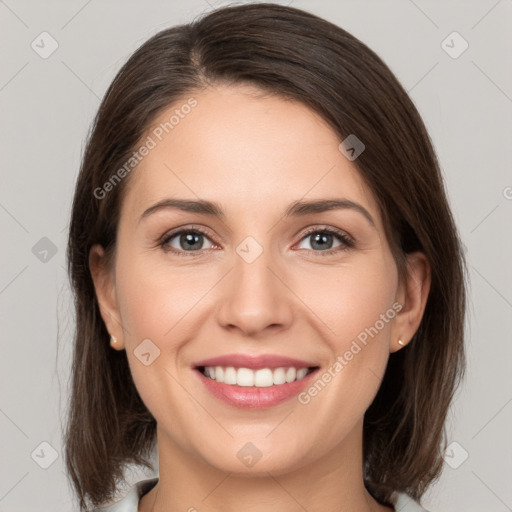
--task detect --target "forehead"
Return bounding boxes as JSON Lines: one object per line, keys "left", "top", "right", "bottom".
{"left": 121, "top": 84, "right": 381, "bottom": 225}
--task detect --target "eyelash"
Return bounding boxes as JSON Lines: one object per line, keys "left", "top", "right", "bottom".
{"left": 158, "top": 225, "right": 355, "bottom": 257}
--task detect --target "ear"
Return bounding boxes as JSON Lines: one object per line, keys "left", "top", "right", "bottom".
{"left": 89, "top": 244, "right": 125, "bottom": 350}
{"left": 390, "top": 251, "right": 431, "bottom": 353}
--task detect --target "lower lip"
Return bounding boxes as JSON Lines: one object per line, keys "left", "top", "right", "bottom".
{"left": 194, "top": 368, "right": 319, "bottom": 409}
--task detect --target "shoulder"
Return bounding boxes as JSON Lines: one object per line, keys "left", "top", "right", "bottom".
{"left": 91, "top": 477, "right": 159, "bottom": 512}
{"left": 390, "top": 491, "right": 433, "bottom": 512}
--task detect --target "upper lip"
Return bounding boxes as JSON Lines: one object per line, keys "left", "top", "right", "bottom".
{"left": 193, "top": 354, "right": 318, "bottom": 370}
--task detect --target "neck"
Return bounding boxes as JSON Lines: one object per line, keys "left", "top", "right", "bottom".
{"left": 139, "top": 420, "right": 393, "bottom": 512}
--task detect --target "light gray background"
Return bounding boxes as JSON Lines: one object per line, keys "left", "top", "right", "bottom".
{"left": 1, "top": 0, "right": 511, "bottom": 511}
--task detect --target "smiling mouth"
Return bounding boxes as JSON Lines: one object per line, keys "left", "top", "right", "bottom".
{"left": 196, "top": 365, "right": 319, "bottom": 387}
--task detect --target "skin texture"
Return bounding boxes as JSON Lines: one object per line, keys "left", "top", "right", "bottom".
{"left": 90, "top": 84, "right": 431, "bottom": 512}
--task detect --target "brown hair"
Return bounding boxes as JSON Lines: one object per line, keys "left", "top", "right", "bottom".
{"left": 65, "top": 3, "right": 466, "bottom": 510}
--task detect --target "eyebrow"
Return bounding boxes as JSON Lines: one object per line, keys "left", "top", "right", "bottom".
{"left": 139, "top": 198, "right": 375, "bottom": 228}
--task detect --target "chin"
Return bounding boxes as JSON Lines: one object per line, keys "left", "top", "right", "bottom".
{"left": 194, "top": 440, "right": 312, "bottom": 477}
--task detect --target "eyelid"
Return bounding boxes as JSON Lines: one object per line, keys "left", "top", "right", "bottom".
{"left": 297, "top": 225, "right": 354, "bottom": 245}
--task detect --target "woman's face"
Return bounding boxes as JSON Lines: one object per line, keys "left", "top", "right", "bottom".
{"left": 92, "top": 84, "right": 423, "bottom": 476}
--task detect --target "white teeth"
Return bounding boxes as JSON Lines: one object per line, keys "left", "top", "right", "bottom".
{"left": 254, "top": 368, "right": 273, "bottom": 387}
{"left": 224, "top": 366, "right": 237, "bottom": 385}
{"left": 296, "top": 368, "right": 308, "bottom": 380}
{"left": 285, "top": 367, "right": 296, "bottom": 383}
{"left": 237, "top": 367, "right": 254, "bottom": 387}
{"left": 202, "top": 366, "right": 311, "bottom": 386}
{"left": 272, "top": 367, "right": 286, "bottom": 385}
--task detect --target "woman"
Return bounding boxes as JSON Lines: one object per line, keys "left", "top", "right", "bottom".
{"left": 65, "top": 3, "right": 466, "bottom": 511}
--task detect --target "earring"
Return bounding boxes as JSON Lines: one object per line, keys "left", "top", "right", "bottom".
{"left": 110, "top": 335, "right": 117, "bottom": 346}
{"left": 397, "top": 339, "right": 405, "bottom": 346}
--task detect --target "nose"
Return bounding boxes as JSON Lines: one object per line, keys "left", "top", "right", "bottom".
{"left": 215, "top": 246, "right": 294, "bottom": 337}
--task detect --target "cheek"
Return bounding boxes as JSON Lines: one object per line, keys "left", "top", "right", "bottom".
{"left": 113, "top": 253, "right": 199, "bottom": 439}
{"left": 293, "top": 257, "right": 398, "bottom": 431}
{"left": 113, "top": 250, "right": 218, "bottom": 414}
{"left": 292, "top": 255, "right": 398, "bottom": 349}
{"left": 115, "top": 248, "right": 200, "bottom": 343}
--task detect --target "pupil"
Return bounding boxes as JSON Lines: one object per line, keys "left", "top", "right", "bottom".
{"left": 181, "top": 233, "right": 202, "bottom": 250}
{"left": 312, "top": 232, "right": 332, "bottom": 250}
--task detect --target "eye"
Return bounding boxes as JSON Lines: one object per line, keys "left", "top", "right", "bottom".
{"left": 160, "top": 227, "right": 215, "bottom": 255}
{"left": 296, "top": 227, "right": 354, "bottom": 254}
{"left": 159, "top": 225, "right": 354, "bottom": 257}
